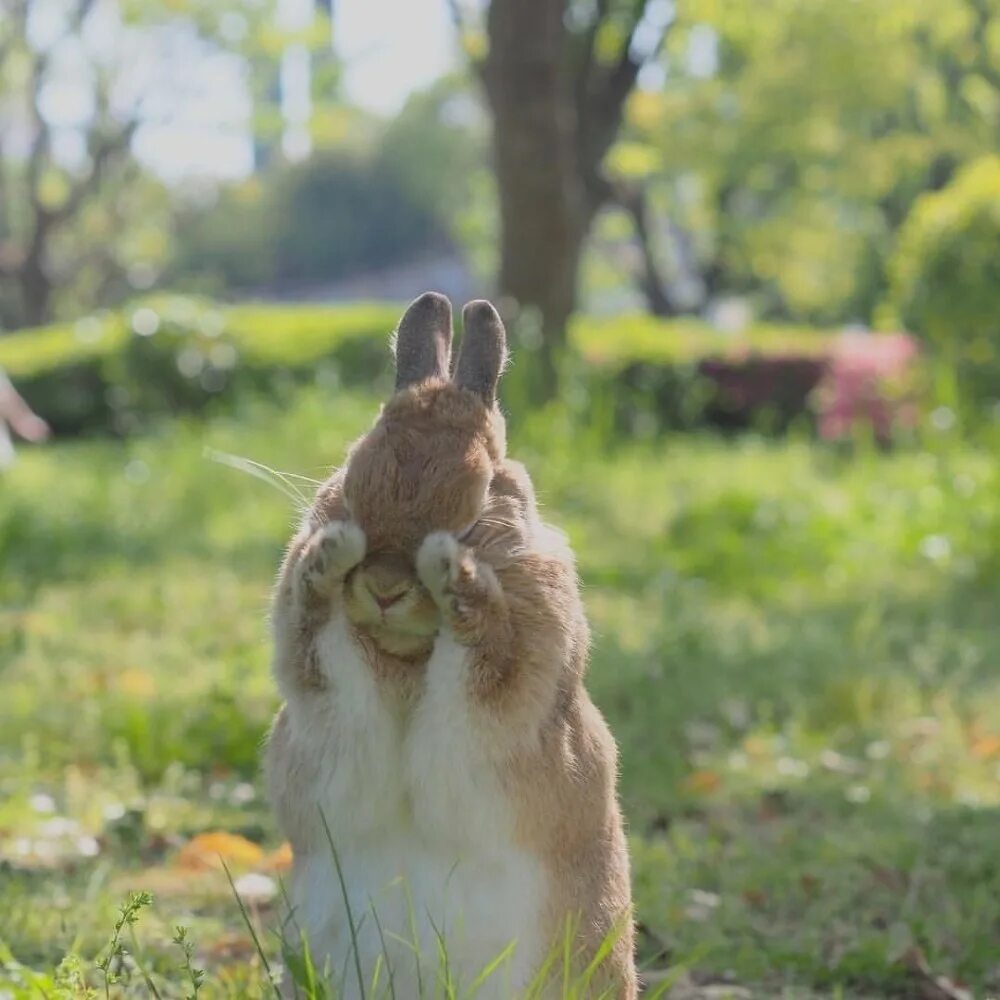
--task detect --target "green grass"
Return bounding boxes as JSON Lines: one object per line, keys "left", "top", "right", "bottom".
{"left": 1, "top": 388, "right": 998, "bottom": 997}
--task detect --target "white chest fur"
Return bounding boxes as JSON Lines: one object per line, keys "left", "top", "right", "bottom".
{"left": 282, "top": 616, "right": 545, "bottom": 999}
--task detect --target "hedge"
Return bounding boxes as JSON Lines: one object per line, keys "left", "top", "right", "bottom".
{"left": 0, "top": 296, "right": 916, "bottom": 439}
{"left": 0, "top": 297, "right": 400, "bottom": 434}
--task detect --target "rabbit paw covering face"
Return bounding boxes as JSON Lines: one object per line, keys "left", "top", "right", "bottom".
{"left": 298, "top": 521, "right": 366, "bottom": 594}
{"left": 416, "top": 531, "right": 464, "bottom": 603}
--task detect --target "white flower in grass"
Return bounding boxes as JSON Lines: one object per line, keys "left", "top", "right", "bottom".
{"left": 233, "top": 873, "right": 277, "bottom": 905}
{"left": 685, "top": 888, "right": 721, "bottom": 922}
{"left": 39, "top": 817, "right": 79, "bottom": 838}
{"left": 230, "top": 782, "right": 256, "bottom": 805}
{"left": 76, "top": 836, "right": 100, "bottom": 858}
{"left": 103, "top": 802, "right": 126, "bottom": 821}
{"left": 776, "top": 756, "right": 809, "bottom": 778}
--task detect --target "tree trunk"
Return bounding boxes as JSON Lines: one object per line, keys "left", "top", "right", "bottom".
{"left": 483, "top": 0, "right": 588, "bottom": 399}
{"left": 618, "top": 184, "right": 678, "bottom": 318}
{"left": 479, "top": 0, "right": 663, "bottom": 398}
{"left": 19, "top": 249, "right": 52, "bottom": 327}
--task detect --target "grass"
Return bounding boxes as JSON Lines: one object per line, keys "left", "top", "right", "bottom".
{"left": 1, "top": 385, "right": 998, "bottom": 997}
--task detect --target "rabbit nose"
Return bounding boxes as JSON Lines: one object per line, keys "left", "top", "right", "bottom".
{"left": 360, "top": 551, "right": 415, "bottom": 611}
{"left": 366, "top": 577, "right": 409, "bottom": 610}
{"left": 371, "top": 587, "right": 405, "bottom": 611}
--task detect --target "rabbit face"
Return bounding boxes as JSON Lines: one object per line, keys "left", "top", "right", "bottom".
{"left": 342, "top": 549, "right": 440, "bottom": 658}
{"left": 340, "top": 380, "right": 502, "bottom": 657}
{"left": 313, "top": 292, "right": 509, "bottom": 658}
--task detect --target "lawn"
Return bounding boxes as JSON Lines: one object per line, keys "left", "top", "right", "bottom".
{"left": 1, "top": 386, "right": 998, "bottom": 998}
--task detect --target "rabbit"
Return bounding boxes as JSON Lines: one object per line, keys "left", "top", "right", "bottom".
{"left": 265, "top": 293, "right": 636, "bottom": 999}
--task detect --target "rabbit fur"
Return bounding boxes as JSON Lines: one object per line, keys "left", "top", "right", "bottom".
{"left": 265, "top": 293, "right": 636, "bottom": 998}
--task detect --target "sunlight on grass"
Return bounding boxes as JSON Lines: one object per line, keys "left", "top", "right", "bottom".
{"left": 1, "top": 388, "right": 998, "bottom": 996}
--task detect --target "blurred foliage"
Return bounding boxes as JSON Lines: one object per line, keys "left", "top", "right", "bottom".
{"left": 0, "top": 0, "right": 297, "bottom": 329}
{"left": 0, "top": 299, "right": 929, "bottom": 445}
{"left": 172, "top": 148, "right": 442, "bottom": 292}
{"left": 886, "top": 156, "right": 1000, "bottom": 408}
{"left": 0, "top": 297, "right": 398, "bottom": 432}
{"left": 170, "top": 77, "right": 486, "bottom": 295}
{"left": 603, "top": 0, "right": 1000, "bottom": 324}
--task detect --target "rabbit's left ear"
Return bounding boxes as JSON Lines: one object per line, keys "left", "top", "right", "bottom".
{"left": 455, "top": 300, "right": 508, "bottom": 407}
{"left": 394, "top": 292, "right": 453, "bottom": 391}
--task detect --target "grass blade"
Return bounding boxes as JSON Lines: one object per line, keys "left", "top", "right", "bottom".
{"left": 127, "top": 924, "right": 163, "bottom": 1000}
{"left": 222, "top": 859, "right": 282, "bottom": 1000}
{"left": 319, "top": 806, "right": 367, "bottom": 1000}
{"left": 369, "top": 896, "right": 398, "bottom": 1000}
{"left": 467, "top": 939, "right": 516, "bottom": 996}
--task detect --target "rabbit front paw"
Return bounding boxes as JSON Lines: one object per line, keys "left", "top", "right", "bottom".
{"left": 418, "top": 532, "right": 507, "bottom": 649}
{"left": 417, "top": 531, "right": 464, "bottom": 600}
{"left": 417, "top": 532, "right": 483, "bottom": 619}
{"left": 299, "top": 520, "right": 366, "bottom": 594}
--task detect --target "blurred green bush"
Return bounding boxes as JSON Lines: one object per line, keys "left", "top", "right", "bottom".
{"left": 0, "top": 298, "right": 919, "bottom": 438}
{"left": 0, "top": 297, "right": 398, "bottom": 434}
{"left": 886, "top": 156, "right": 1000, "bottom": 410}
{"left": 170, "top": 150, "right": 451, "bottom": 296}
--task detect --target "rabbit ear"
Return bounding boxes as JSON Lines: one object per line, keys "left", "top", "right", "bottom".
{"left": 394, "top": 292, "right": 453, "bottom": 391}
{"left": 455, "top": 300, "right": 508, "bottom": 406}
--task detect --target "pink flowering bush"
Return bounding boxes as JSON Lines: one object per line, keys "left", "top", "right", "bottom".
{"left": 814, "top": 332, "right": 921, "bottom": 444}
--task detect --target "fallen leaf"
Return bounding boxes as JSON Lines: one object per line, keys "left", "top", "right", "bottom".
{"left": 174, "top": 831, "right": 264, "bottom": 872}
{"left": 869, "top": 864, "right": 907, "bottom": 891}
{"left": 800, "top": 873, "right": 821, "bottom": 897}
{"left": 971, "top": 734, "right": 1000, "bottom": 759}
{"left": 265, "top": 841, "right": 293, "bottom": 872}
{"left": 757, "top": 789, "right": 790, "bottom": 821}
{"left": 120, "top": 668, "right": 156, "bottom": 698}
{"left": 682, "top": 770, "right": 721, "bottom": 795}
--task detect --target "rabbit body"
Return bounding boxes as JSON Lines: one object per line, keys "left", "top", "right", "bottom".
{"left": 266, "top": 295, "right": 635, "bottom": 999}
{"left": 271, "top": 606, "right": 549, "bottom": 998}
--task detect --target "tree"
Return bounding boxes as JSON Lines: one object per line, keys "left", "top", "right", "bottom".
{"left": 451, "top": 0, "right": 672, "bottom": 393}
{"left": 608, "top": 0, "right": 1000, "bottom": 325}
{"left": 0, "top": 0, "right": 283, "bottom": 330}
{"left": 0, "top": 0, "right": 141, "bottom": 327}
{"left": 171, "top": 84, "right": 481, "bottom": 297}
{"left": 886, "top": 155, "right": 1000, "bottom": 406}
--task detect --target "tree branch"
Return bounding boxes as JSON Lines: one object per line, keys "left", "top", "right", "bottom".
{"left": 51, "top": 120, "right": 139, "bottom": 227}
{"left": 445, "top": 0, "right": 487, "bottom": 79}
{"left": 444, "top": 0, "right": 468, "bottom": 33}
{"left": 615, "top": 181, "right": 678, "bottom": 317}
{"left": 71, "top": 0, "right": 98, "bottom": 31}
{"left": 574, "top": 0, "right": 673, "bottom": 207}
{"left": 573, "top": 0, "right": 611, "bottom": 114}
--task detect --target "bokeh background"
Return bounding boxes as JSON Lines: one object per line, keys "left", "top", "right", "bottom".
{"left": 1, "top": 0, "right": 998, "bottom": 996}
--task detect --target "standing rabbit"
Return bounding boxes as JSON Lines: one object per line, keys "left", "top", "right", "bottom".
{"left": 266, "top": 293, "right": 636, "bottom": 998}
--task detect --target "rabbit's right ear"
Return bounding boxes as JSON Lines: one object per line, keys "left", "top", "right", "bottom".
{"left": 394, "top": 292, "right": 453, "bottom": 391}
{"left": 455, "top": 300, "right": 508, "bottom": 407}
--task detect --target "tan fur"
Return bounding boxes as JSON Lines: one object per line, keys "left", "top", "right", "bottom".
{"left": 265, "top": 296, "right": 636, "bottom": 997}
